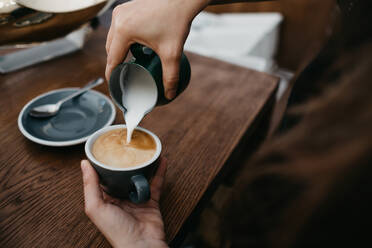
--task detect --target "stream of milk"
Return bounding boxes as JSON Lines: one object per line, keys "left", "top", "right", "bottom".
{"left": 120, "top": 65, "right": 158, "bottom": 143}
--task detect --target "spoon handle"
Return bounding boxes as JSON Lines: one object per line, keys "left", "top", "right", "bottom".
{"left": 56, "top": 77, "right": 104, "bottom": 107}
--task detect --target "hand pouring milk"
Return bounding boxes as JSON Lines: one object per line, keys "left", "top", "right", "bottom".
{"left": 120, "top": 64, "right": 158, "bottom": 143}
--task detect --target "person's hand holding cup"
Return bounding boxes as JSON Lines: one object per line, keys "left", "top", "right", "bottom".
{"left": 82, "top": 125, "right": 167, "bottom": 247}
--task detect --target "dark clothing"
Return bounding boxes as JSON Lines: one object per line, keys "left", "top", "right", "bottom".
{"left": 196, "top": 1, "right": 372, "bottom": 247}
{"left": 283, "top": 0, "right": 372, "bottom": 131}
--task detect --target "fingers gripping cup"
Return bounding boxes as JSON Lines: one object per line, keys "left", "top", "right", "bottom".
{"left": 85, "top": 125, "right": 161, "bottom": 203}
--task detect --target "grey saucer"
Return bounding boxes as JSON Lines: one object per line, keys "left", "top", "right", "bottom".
{"left": 18, "top": 88, "right": 116, "bottom": 146}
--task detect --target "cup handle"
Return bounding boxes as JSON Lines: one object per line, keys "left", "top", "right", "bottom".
{"left": 129, "top": 174, "right": 150, "bottom": 204}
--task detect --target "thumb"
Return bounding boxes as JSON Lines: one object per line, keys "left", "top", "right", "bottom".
{"left": 81, "top": 160, "right": 104, "bottom": 218}
{"left": 160, "top": 52, "right": 181, "bottom": 100}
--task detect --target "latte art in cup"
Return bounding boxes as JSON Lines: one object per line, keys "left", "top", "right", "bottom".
{"left": 85, "top": 125, "right": 161, "bottom": 202}
{"left": 92, "top": 128, "right": 156, "bottom": 168}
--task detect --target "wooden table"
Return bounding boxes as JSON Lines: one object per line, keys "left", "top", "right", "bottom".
{"left": 0, "top": 27, "right": 278, "bottom": 247}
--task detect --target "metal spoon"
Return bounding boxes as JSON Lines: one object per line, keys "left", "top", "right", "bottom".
{"left": 29, "top": 77, "right": 104, "bottom": 118}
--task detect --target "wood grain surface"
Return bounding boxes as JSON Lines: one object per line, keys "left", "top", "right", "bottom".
{"left": 0, "top": 27, "right": 278, "bottom": 247}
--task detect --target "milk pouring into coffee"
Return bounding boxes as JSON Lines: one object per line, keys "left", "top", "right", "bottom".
{"left": 108, "top": 43, "right": 191, "bottom": 144}
{"left": 120, "top": 64, "right": 158, "bottom": 143}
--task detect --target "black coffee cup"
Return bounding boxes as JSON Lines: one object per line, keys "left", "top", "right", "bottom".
{"left": 84, "top": 125, "right": 161, "bottom": 203}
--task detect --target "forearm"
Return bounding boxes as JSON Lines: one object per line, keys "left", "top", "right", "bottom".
{"left": 209, "top": 0, "right": 275, "bottom": 5}
{"left": 182, "top": 0, "right": 275, "bottom": 20}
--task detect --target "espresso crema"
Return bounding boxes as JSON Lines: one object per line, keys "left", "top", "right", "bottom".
{"left": 92, "top": 129, "right": 156, "bottom": 168}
